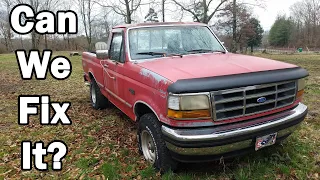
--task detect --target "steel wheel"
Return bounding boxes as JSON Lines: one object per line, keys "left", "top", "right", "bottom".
{"left": 138, "top": 114, "right": 178, "bottom": 172}
{"left": 141, "top": 130, "right": 156, "bottom": 162}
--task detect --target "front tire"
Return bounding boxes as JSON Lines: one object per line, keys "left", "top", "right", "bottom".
{"left": 90, "top": 80, "right": 109, "bottom": 109}
{"left": 137, "top": 113, "right": 177, "bottom": 173}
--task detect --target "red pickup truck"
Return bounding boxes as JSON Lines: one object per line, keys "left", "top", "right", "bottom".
{"left": 82, "top": 22, "right": 308, "bottom": 172}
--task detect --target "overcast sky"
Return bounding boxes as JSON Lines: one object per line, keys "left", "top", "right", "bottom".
{"left": 253, "top": 0, "right": 299, "bottom": 30}
{"left": 6, "top": 0, "right": 301, "bottom": 37}
{"left": 145, "top": 0, "right": 301, "bottom": 32}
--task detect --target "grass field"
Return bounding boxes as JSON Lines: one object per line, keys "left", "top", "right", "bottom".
{"left": 0, "top": 52, "right": 319, "bottom": 179}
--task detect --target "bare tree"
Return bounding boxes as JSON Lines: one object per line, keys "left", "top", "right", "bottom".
{"left": 76, "top": 0, "right": 97, "bottom": 50}
{"left": 0, "top": 0, "right": 13, "bottom": 51}
{"left": 62, "top": 1, "right": 73, "bottom": 50}
{"left": 16, "top": 0, "right": 40, "bottom": 49}
{"left": 92, "top": 10, "right": 122, "bottom": 42}
{"left": 290, "top": 0, "right": 320, "bottom": 48}
{"left": 16, "top": 0, "right": 58, "bottom": 49}
{"left": 96, "top": 0, "right": 148, "bottom": 24}
{"left": 172, "top": 0, "right": 229, "bottom": 23}
{"left": 43, "top": 0, "right": 60, "bottom": 49}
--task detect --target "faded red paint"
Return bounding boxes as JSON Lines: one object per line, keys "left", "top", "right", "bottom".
{"left": 137, "top": 53, "right": 297, "bottom": 82}
{"left": 82, "top": 22, "right": 301, "bottom": 128}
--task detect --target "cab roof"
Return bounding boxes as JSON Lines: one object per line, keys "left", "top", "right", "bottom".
{"left": 113, "top": 22, "right": 206, "bottom": 29}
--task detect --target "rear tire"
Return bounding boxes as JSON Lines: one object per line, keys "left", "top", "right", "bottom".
{"left": 137, "top": 113, "right": 177, "bottom": 173}
{"left": 90, "top": 79, "right": 109, "bottom": 109}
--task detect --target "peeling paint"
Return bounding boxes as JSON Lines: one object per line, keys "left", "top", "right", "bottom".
{"left": 139, "top": 68, "right": 167, "bottom": 84}
{"left": 159, "top": 89, "right": 167, "bottom": 99}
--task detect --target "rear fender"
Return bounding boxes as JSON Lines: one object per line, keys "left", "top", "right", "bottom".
{"left": 88, "top": 70, "right": 104, "bottom": 87}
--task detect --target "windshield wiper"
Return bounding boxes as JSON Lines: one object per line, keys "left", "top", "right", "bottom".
{"left": 188, "top": 49, "right": 226, "bottom": 54}
{"left": 137, "top": 52, "right": 183, "bottom": 58}
{"left": 167, "top": 53, "right": 183, "bottom": 58}
{"left": 212, "top": 50, "right": 227, "bottom": 54}
{"left": 136, "top": 52, "right": 166, "bottom": 56}
{"left": 187, "top": 49, "right": 213, "bottom": 53}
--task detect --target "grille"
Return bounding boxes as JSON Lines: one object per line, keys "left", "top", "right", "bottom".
{"left": 211, "top": 81, "right": 297, "bottom": 121}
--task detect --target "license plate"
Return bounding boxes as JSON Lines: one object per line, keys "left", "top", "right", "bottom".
{"left": 255, "top": 133, "right": 277, "bottom": 151}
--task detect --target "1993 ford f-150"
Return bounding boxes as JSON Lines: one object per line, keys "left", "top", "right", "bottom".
{"left": 82, "top": 22, "right": 308, "bottom": 171}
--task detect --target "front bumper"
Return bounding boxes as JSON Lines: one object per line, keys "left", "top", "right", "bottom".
{"left": 162, "top": 103, "right": 308, "bottom": 162}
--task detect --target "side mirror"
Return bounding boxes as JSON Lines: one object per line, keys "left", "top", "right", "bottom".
{"left": 96, "top": 50, "right": 109, "bottom": 59}
{"left": 95, "top": 42, "right": 109, "bottom": 59}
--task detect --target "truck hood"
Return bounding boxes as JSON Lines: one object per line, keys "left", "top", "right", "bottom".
{"left": 137, "top": 53, "right": 297, "bottom": 82}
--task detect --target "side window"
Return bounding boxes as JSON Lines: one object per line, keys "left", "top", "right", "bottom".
{"left": 109, "top": 33, "right": 124, "bottom": 62}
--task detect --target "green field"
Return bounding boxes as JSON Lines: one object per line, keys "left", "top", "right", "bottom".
{"left": 0, "top": 53, "right": 319, "bottom": 179}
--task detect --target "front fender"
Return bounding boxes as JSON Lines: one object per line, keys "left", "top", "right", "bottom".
{"left": 133, "top": 93, "right": 165, "bottom": 121}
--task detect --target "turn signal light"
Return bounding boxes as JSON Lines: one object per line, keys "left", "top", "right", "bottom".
{"left": 296, "top": 90, "right": 304, "bottom": 100}
{"left": 167, "top": 109, "right": 211, "bottom": 119}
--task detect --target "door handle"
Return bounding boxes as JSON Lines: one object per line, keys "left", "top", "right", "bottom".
{"left": 104, "top": 65, "right": 116, "bottom": 80}
{"left": 107, "top": 71, "right": 116, "bottom": 80}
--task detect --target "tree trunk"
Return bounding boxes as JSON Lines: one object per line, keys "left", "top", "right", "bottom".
{"left": 3, "top": 36, "right": 9, "bottom": 51}
{"left": 125, "top": 0, "right": 132, "bottom": 24}
{"left": 203, "top": 0, "right": 209, "bottom": 23}
{"left": 67, "top": 34, "right": 70, "bottom": 50}
{"left": 20, "top": 35, "right": 24, "bottom": 49}
{"left": 6, "top": 4, "right": 12, "bottom": 52}
{"left": 162, "top": 0, "right": 165, "bottom": 22}
{"left": 231, "top": 0, "right": 237, "bottom": 53}
{"left": 87, "top": 36, "right": 92, "bottom": 51}
{"left": 32, "top": 31, "right": 37, "bottom": 49}
{"left": 44, "top": 34, "right": 48, "bottom": 49}
{"left": 36, "top": 34, "right": 41, "bottom": 49}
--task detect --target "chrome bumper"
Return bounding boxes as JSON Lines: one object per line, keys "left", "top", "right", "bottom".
{"left": 162, "top": 103, "right": 307, "bottom": 157}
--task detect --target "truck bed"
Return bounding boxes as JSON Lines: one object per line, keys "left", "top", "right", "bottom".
{"left": 82, "top": 52, "right": 104, "bottom": 87}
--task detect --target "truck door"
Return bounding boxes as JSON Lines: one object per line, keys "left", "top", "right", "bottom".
{"left": 101, "top": 31, "right": 125, "bottom": 105}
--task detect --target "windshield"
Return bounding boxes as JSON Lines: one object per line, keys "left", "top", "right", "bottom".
{"left": 128, "top": 26, "right": 225, "bottom": 60}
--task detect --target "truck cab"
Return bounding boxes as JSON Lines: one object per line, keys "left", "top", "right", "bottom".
{"left": 82, "top": 22, "right": 308, "bottom": 172}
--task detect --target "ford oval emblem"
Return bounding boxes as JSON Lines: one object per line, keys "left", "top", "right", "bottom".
{"left": 257, "top": 97, "right": 267, "bottom": 103}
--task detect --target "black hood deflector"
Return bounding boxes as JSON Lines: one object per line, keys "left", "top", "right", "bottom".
{"left": 167, "top": 67, "right": 309, "bottom": 94}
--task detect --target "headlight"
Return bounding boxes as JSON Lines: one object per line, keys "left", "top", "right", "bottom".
{"left": 180, "top": 95, "right": 210, "bottom": 110}
{"left": 167, "top": 94, "right": 211, "bottom": 119}
{"left": 297, "top": 78, "right": 306, "bottom": 100}
{"left": 168, "top": 96, "right": 180, "bottom": 110}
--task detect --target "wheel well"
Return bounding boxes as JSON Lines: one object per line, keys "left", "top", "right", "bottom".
{"left": 134, "top": 102, "right": 156, "bottom": 121}
{"left": 89, "top": 72, "right": 94, "bottom": 81}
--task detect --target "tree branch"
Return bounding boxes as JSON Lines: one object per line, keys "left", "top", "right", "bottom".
{"left": 172, "top": 0, "right": 200, "bottom": 22}
{"left": 207, "top": 0, "right": 228, "bottom": 23}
